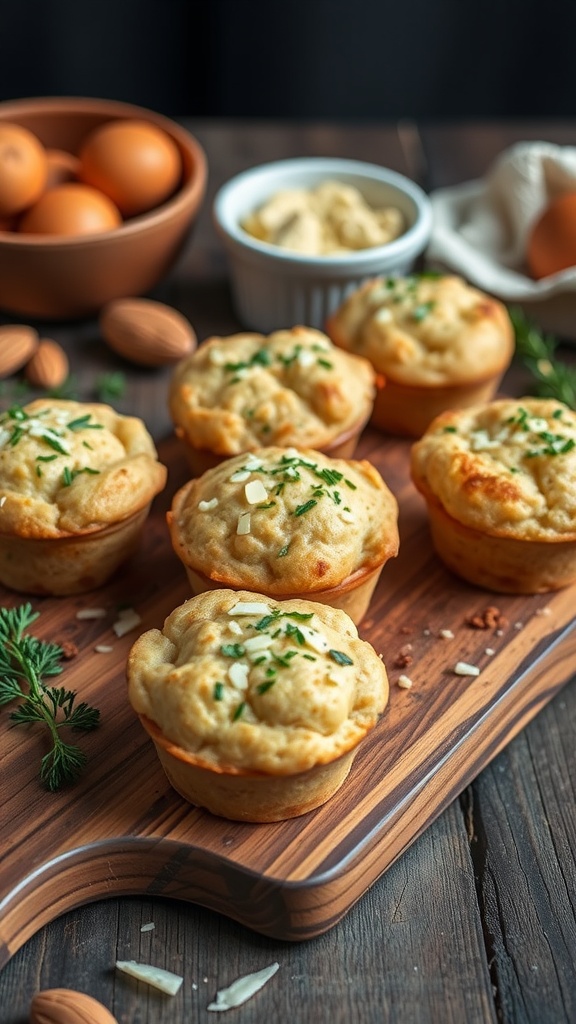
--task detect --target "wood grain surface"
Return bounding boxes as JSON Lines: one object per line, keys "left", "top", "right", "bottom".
{"left": 2, "top": 422, "right": 575, "bottom": 964}
{"left": 2, "top": 120, "right": 576, "bottom": 1024}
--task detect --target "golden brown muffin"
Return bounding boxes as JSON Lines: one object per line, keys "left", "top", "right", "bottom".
{"left": 0, "top": 398, "right": 167, "bottom": 595}
{"left": 168, "top": 325, "right": 376, "bottom": 475}
{"left": 167, "top": 446, "right": 399, "bottom": 624}
{"left": 410, "top": 397, "right": 576, "bottom": 593}
{"left": 326, "top": 273, "right": 514, "bottom": 437}
{"left": 127, "top": 588, "right": 389, "bottom": 821}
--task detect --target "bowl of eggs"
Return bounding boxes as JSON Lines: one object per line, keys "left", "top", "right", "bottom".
{"left": 213, "top": 157, "right": 433, "bottom": 332}
{"left": 0, "top": 96, "right": 207, "bottom": 318}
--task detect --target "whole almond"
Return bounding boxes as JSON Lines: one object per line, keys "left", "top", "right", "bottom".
{"left": 99, "top": 297, "right": 197, "bottom": 367}
{"left": 0, "top": 324, "right": 39, "bottom": 378}
{"left": 29, "top": 987, "right": 118, "bottom": 1024}
{"left": 25, "top": 339, "right": 70, "bottom": 389}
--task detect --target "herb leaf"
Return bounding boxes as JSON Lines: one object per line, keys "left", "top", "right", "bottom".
{"left": 0, "top": 604, "right": 100, "bottom": 791}
{"left": 510, "top": 307, "right": 576, "bottom": 409}
{"left": 328, "top": 649, "right": 354, "bottom": 666}
{"left": 220, "top": 643, "right": 245, "bottom": 658}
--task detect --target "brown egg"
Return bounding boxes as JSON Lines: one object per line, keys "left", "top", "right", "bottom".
{"left": 527, "top": 191, "right": 576, "bottom": 279}
{"left": 0, "top": 121, "right": 47, "bottom": 217}
{"left": 19, "top": 182, "right": 122, "bottom": 236}
{"left": 45, "top": 147, "right": 81, "bottom": 189}
{"left": 78, "top": 118, "right": 182, "bottom": 217}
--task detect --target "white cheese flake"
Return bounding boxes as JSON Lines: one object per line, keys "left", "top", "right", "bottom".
{"left": 485, "top": 647, "right": 495, "bottom": 656}
{"left": 439, "top": 629, "right": 454, "bottom": 639}
{"left": 140, "top": 922, "right": 155, "bottom": 932}
{"left": 76, "top": 607, "right": 107, "bottom": 620}
{"left": 245, "top": 479, "right": 268, "bottom": 504}
{"left": 454, "top": 661, "right": 480, "bottom": 677}
{"left": 0, "top": 494, "right": 6, "bottom": 507}
{"left": 228, "top": 662, "right": 249, "bottom": 690}
{"left": 526, "top": 416, "right": 549, "bottom": 433}
{"left": 229, "top": 469, "right": 251, "bottom": 483}
{"left": 199, "top": 497, "right": 219, "bottom": 511}
{"left": 236, "top": 512, "right": 251, "bottom": 535}
{"left": 244, "top": 454, "right": 264, "bottom": 470}
{"left": 115, "top": 960, "right": 183, "bottom": 995}
{"left": 228, "top": 601, "right": 271, "bottom": 616}
{"left": 207, "top": 962, "right": 280, "bottom": 1012}
{"left": 374, "top": 306, "right": 393, "bottom": 324}
{"left": 298, "top": 623, "right": 329, "bottom": 654}
{"left": 209, "top": 347, "right": 227, "bottom": 365}
{"left": 112, "top": 608, "right": 142, "bottom": 637}
{"left": 397, "top": 675, "right": 413, "bottom": 689}
{"left": 469, "top": 429, "right": 500, "bottom": 451}
{"left": 228, "top": 620, "right": 243, "bottom": 635}
{"left": 340, "top": 509, "right": 355, "bottom": 524}
{"left": 244, "top": 633, "right": 274, "bottom": 652}
{"left": 248, "top": 648, "right": 271, "bottom": 663}
{"left": 94, "top": 644, "right": 114, "bottom": 654}
{"left": 297, "top": 349, "right": 315, "bottom": 367}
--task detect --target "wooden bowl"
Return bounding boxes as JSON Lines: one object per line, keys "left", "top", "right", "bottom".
{"left": 0, "top": 96, "right": 207, "bottom": 318}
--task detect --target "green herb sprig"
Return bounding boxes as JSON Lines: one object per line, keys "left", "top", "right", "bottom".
{"left": 510, "top": 307, "right": 576, "bottom": 409}
{"left": 96, "top": 371, "right": 126, "bottom": 403}
{"left": 0, "top": 604, "right": 100, "bottom": 791}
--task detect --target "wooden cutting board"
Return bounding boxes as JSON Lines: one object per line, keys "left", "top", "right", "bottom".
{"left": 1, "top": 429, "right": 575, "bottom": 965}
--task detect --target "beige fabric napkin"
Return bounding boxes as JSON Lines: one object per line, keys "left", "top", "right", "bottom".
{"left": 426, "top": 141, "right": 576, "bottom": 301}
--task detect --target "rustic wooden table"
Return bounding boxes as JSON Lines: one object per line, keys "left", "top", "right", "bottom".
{"left": 1, "top": 120, "right": 576, "bottom": 1024}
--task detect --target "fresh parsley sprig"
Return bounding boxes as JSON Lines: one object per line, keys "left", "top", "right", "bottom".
{"left": 510, "top": 307, "right": 576, "bottom": 409}
{"left": 0, "top": 603, "right": 100, "bottom": 791}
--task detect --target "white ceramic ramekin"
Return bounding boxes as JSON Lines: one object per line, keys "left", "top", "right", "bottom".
{"left": 213, "top": 157, "right": 432, "bottom": 332}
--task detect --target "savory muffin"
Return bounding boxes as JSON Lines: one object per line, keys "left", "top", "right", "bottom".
{"left": 168, "top": 325, "right": 376, "bottom": 475}
{"left": 410, "top": 397, "right": 576, "bottom": 593}
{"left": 326, "top": 273, "right": 514, "bottom": 437}
{"left": 167, "top": 446, "right": 399, "bottom": 624}
{"left": 0, "top": 398, "right": 167, "bottom": 595}
{"left": 127, "top": 588, "right": 389, "bottom": 821}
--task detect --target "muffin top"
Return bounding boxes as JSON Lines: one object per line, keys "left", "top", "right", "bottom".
{"left": 168, "top": 326, "right": 376, "bottom": 455}
{"left": 0, "top": 399, "right": 167, "bottom": 539}
{"left": 168, "top": 446, "right": 399, "bottom": 593}
{"left": 326, "top": 273, "right": 514, "bottom": 388}
{"left": 127, "top": 589, "right": 389, "bottom": 774}
{"left": 411, "top": 397, "right": 576, "bottom": 541}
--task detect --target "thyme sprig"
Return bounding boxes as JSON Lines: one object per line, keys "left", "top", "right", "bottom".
{"left": 0, "top": 603, "right": 100, "bottom": 791}
{"left": 510, "top": 307, "right": 576, "bottom": 409}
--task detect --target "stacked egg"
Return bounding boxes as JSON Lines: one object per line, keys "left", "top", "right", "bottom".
{"left": 0, "top": 117, "right": 182, "bottom": 236}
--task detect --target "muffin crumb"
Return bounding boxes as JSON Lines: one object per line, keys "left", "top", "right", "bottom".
{"left": 397, "top": 675, "right": 413, "bottom": 689}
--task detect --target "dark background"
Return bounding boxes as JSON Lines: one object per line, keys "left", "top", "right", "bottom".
{"left": 2, "top": 0, "right": 576, "bottom": 122}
